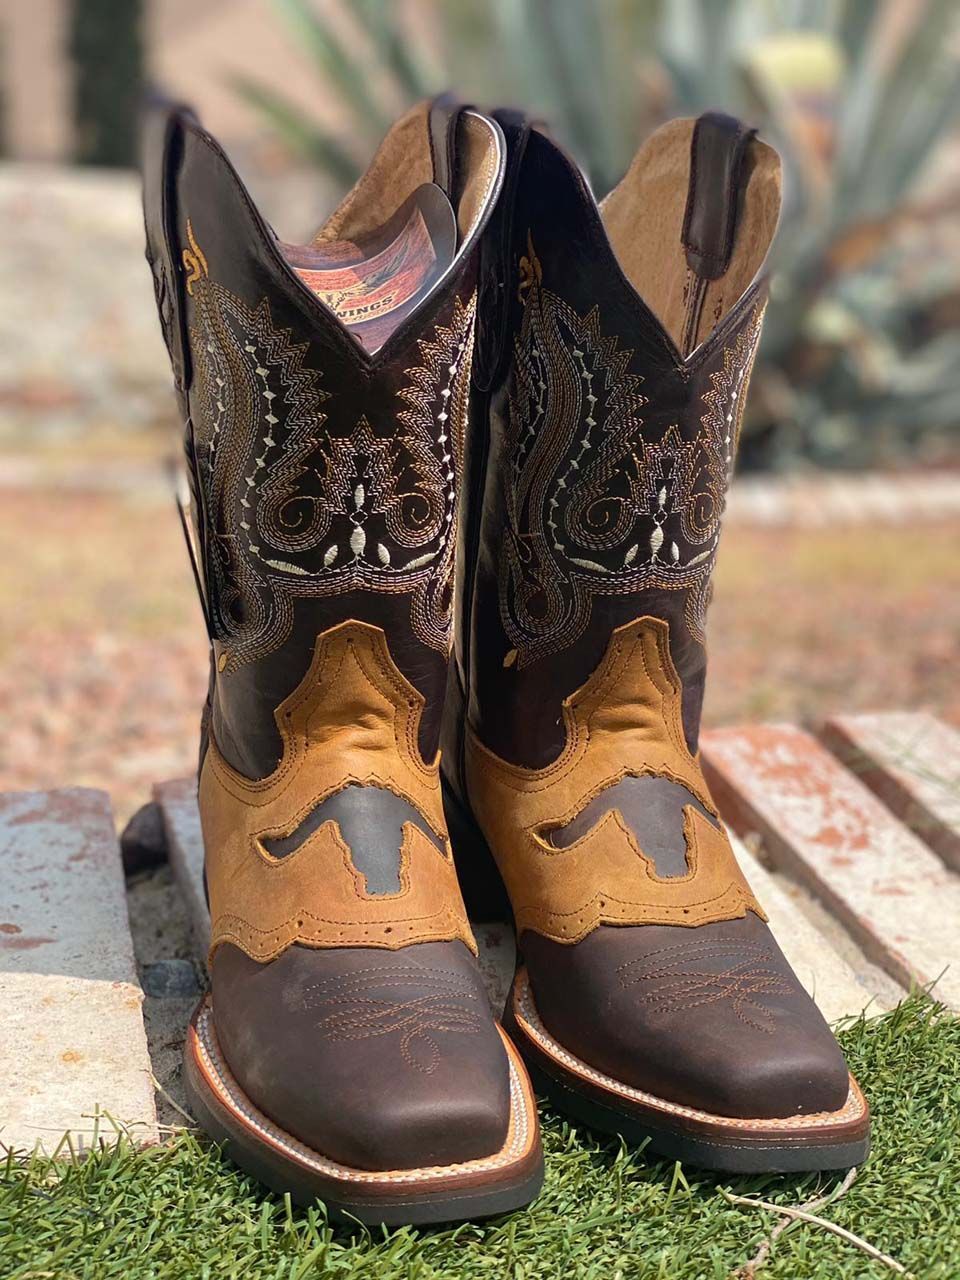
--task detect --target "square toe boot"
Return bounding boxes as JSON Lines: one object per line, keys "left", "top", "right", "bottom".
{"left": 443, "top": 110, "right": 870, "bottom": 1174}
{"left": 142, "top": 96, "right": 542, "bottom": 1224}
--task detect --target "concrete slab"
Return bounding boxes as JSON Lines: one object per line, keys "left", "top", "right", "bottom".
{"left": 0, "top": 788, "right": 158, "bottom": 1153}
{"left": 154, "top": 777, "right": 209, "bottom": 957}
{"left": 821, "top": 712, "right": 960, "bottom": 872}
{"left": 731, "top": 835, "right": 881, "bottom": 1022}
{"left": 703, "top": 724, "right": 960, "bottom": 1009}
{"left": 154, "top": 778, "right": 518, "bottom": 1012}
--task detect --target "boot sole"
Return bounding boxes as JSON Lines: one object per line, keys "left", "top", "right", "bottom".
{"left": 506, "top": 967, "right": 871, "bottom": 1174}
{"left": 183, "top": 995, "right": 544, "bottom": 1226}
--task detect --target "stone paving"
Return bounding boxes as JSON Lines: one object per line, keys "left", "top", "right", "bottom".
{"left": 0, "top": 788, "right": 157, "bottom": 1153}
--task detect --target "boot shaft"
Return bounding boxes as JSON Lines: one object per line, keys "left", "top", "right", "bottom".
{"left": 143, "top": 99, "right": 505, "bottom": 779}
{"left": 455, "top": 113, "right": 780, "bottom": 770}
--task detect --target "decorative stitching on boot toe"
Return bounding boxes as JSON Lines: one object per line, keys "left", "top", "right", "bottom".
{"left": 614, "top": 940, "right": 794, "bottom": 1033}
{"left": 298, "top": 966, "right": 483, "bottom": 1073}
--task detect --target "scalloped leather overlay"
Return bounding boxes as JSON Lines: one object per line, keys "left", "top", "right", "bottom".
{"left": 202, "top": 621, "right": 476, "bottom": 961}
{"left": 465, "top": 616, "right": 765, "bottom": 942}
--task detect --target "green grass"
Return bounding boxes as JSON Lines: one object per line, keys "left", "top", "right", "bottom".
{"left": 2, "top": 995, "right": 957, "bottom": 1280}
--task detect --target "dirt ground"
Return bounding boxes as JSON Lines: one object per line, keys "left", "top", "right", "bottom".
{"left": 1, "top": 465, "right": 958, "bottom": 824}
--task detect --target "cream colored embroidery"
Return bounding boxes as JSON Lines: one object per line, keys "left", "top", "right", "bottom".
{"left": 187, "top": 246, "right": 475, "bottom": 670}
{"left": 498, "top": 241, "right": 763, "bottom": 667}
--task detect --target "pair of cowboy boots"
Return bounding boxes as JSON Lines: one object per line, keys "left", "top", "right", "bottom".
{"left": 143, "top": 95, "right": 869, "bottom": 1226}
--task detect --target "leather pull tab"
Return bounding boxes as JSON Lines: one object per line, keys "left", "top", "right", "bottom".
{"left": 472, "top": 108, "right": 533, "bottom": 394}
{"left": 428, "top": 92, "right": 465, "bottom": 199}
{"left": 682, "top": 112, "right": 757, "bottom": 281}
{"left": 141, "top": 94, "right": 197, "bottom": 402}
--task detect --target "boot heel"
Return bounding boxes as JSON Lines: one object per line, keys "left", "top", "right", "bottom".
{"left": 442, "top": 775, "right": 512, "bottom": 922}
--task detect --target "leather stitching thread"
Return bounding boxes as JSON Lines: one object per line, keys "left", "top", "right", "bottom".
{"left": 184, "top": 209, "right": 477, "bottom": 668}
{"left": 495, "top": 250, "right": 765, "bottom": 665}
{"left": 298, "top": 966, "right": 483, "bottom": 1074}
{"left": 614, "top": 940, "right": 793, "bottom": 1034}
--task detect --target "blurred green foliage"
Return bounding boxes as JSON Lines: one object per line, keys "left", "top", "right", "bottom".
{"left": 70, "top": 0, "right": 144, "bottom": 168}
{"left": 238, "top": 0, "right": 960, "bottom": 468}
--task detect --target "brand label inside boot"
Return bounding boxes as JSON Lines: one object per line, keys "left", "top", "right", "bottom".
{"left": 283, "top": 184, "right": 457, "bottom": 353}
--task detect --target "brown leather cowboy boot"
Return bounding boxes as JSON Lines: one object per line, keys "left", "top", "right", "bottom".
{"left": 444, "top": 110, "right": 870, "bottom": 1173}
{"left": 143, "top": 96, "right": 542, "bottom": 1223}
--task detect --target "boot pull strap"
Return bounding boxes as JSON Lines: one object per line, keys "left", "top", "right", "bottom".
{"left": 144, "top": 95, "right": 216, "bottom": 641}
{"left": 141, "top": 93, "right": 197, "bottom": 408}
{"left": 472, "top": 107, "right": 534, "bottom": 394}
{"left": 681, "top": 111, "right": 757, "bottom": 281}
{"left": 428, "top": 92, "right": 466, "bottom": 200}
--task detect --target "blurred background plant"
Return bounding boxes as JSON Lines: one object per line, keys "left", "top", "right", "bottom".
{"left": 70, "top": 0, "right": 143, "bottom": 166}
{"left": 232, "top": 0, "right": 960, "bottom": 470}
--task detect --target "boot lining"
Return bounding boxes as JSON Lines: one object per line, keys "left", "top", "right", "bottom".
{"left": 313, "top": 103, "right": 501, "bottom": 249}
{"left": 600, "top": 118, "right": 782, "bottom": 356}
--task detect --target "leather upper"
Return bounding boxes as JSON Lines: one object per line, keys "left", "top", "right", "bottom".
{"left": 142, "top": 96, "right": 507, "bottom": 955}
{"left": 521, "top": 916, "right": 850, "bottom": 1118}
{"left": 143, "top": 98, "right": 520, "bottom": 1172}
{"left": 212, "top": 939, "right": 512, "bottom": 1170}
{"left": 202, "top": 621, "right": 476, "bottom": 960}
{"left": 464, "top": 617, "right": 764, "bottom": 941}
{"left": 144, "top": 99, "right": 505, "bottom": 781}
{"left": 450, "top": 121, "right": 775, "bottom": 782}
{"left": 447, "top": 112, "right": 854, "bottom": 1122}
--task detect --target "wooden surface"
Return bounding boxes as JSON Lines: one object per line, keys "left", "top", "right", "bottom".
{"left": 704, "top": 722, "right": 960, "bottom": 1009}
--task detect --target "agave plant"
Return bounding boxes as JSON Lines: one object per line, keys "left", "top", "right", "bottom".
{"left": 237, "top": 0, "right": 960, "bottom": 467}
